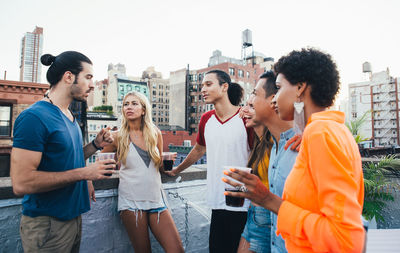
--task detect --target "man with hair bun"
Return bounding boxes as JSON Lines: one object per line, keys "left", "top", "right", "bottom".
{"left": 166, "top": 70, "right": 253, "bottom": 252}
{"left": 11, "top": 51, "right": 116, "bottom": 252}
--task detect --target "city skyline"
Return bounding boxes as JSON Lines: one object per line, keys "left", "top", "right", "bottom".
{"left": 1, "top": 0, "right": 399, "bottom": 103}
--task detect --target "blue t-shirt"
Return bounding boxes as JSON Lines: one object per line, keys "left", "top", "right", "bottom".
{"left": 268, "top": 128, "right": 298, "bottom": 253}
{"left": 13, "top": 101, "right": 90, "bottom": 221}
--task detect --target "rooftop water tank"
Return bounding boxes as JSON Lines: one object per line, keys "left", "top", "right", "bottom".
{"left": 363, "top": 62, "right": 372, "bottom": 73}
{"left": 242, "top": 29, "right": 252, "bottom": 47}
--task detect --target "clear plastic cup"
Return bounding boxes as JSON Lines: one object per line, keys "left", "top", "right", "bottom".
{"left": 97, "top": 152, "right": 116, "bottom": 176}
{"left": 223, "top": 166, "right": 252, "bottom": 207}
{"left": 162, "top": 152, "right": 177, "bottom": 171}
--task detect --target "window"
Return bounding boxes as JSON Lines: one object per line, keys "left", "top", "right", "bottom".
{"left": 190, "top": 75, "right": 197, "bottom": 81}
{"left": 0, "top": 154, "right": 10, "bottom": 177}
{"left": 246, "top": 71, "right": 250, "bottom": 79}
{"left": 135, "top": 86, "right": 140, "bottom": 91}
{"left": 238, "top": 69, "right": 244, "bottom": 77}
{"left": 0, "top": 105, "right": 12, "bottom": 137}
{"left": 229, "top": 68, "right": 235, "bottom": 76}
{"left": 102, "top": 90, "right": 106, "bottom": 96}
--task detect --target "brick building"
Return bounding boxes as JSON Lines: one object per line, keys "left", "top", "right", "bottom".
{"left": 170, "top": 50, "right": 271, "bottom": 134}
{"left": 0, "top": 79, "right": 49, "bottom": 176}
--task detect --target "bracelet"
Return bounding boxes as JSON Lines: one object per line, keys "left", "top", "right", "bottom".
{"left": 91, "top": 139, "right": 102, "bottom": 150}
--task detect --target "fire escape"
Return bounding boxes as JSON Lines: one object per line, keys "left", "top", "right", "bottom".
{"left": 372, "top": 80, "right": 397, "bottom": 146}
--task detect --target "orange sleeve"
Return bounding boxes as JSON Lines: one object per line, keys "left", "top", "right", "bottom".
{"left": 277, "top": 131, "right": 365, "bottom": 252}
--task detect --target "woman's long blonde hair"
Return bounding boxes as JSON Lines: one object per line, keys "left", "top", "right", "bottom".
{"left": 117, "top": 92, "right": 161, "bottom": 167}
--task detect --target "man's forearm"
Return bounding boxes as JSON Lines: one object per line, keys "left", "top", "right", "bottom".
{"left": 84, "top": 141, "right": 98, "bottom": 160}
{"left": 12, "top": 167, "right": 87, "bottom": 196}
{"left": 175, "top": 145, "right": 205, "bottom": 173}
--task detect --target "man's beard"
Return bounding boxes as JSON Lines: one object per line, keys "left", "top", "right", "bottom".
{"left": 71, "top": 80, "right": 87, "bottom": 102}
{"left": 73, "top": 96, "right": 86, "bottom": 102}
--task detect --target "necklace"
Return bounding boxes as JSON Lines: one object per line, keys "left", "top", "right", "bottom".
{"left": 44, "top": 92, "right": 75, "bottom": 121}
{"left": 44, "top": 93, "right": 54, "bottom": 104}
{"left": 132, "top": 130, "right": 142, "bottom": 140}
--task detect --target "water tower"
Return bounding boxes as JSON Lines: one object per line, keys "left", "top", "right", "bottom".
{"left": 362, "top": 62, "right": 372, "bottom": 80}
{"left": 241, "top": 29, "right": 254, "bottom": 66}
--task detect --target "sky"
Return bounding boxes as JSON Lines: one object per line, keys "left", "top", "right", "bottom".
{"left": 0, "top": 0, "right": 399, "bottom": 102}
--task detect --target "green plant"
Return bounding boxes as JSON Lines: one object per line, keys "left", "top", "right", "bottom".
{"left": 362, "top": 155, "right": 400, "bottom": 222}
{"left": 345, "top": 110, "right": 371, "bottom": 144}
{"left": 93, "top": 105, "right": 113, "bottom": 112}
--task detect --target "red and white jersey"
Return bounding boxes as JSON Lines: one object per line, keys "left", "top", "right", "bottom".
{"left": 196, "top": 109, "right": 253, "bottom": 211}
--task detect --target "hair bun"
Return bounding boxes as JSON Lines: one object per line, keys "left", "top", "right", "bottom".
{"left": 40, "top": 54, "right": 56, "bottom": 66}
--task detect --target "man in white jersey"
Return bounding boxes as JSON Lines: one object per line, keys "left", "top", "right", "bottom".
{"left": 166, "top": 70, "right": 253, "bottom": 252}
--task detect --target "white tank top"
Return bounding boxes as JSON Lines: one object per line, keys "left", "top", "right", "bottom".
{"left": 118, "top": 143, "right": 162, "bottom": 203}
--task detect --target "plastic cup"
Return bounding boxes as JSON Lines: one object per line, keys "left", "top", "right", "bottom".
{"left": 97, "top": 152, "right": 115, "bottom": 176}
{"left": 162, "top": 152, "right": 177, "bottom": 171}
{"left": 223, "top": 166, "right": 252, "bottom": 207}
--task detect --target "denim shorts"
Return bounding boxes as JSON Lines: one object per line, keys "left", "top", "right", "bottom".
{"left": 146, "top": 206, "right": 167, "bottom": 213}
{"left": 241, "top": 203, "right": 271, "bottom": 253}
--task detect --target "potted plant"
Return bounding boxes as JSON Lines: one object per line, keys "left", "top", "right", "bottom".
{"left": 362, "top": 155, "right": 400, "bottom": 227}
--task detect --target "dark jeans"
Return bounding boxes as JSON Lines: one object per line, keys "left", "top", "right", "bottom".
{"left": 209, "top": 209, "right": 247, "bottom": 253}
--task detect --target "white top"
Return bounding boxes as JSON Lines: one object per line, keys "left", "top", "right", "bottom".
{"left": 197, "top": 109, "right": 253, "bottom": 211}
{"left": 118, "top": 143, "right": 165, "bottom": 211}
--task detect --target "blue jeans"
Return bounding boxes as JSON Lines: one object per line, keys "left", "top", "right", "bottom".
{"left": 241, "top": 203, "right": 271, "bottom": 253}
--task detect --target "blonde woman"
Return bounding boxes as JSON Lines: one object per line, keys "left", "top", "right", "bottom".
{"left": 102, "top": 92, "right": 183, "bottom": 253}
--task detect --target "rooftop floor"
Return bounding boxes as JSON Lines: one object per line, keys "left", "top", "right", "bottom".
{"left": 367, "top": 229, "right": 400, "bottom": 252}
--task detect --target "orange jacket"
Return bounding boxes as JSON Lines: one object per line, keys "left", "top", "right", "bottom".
{"left": 277, "top": 111, "right": 365, "bottom": 252}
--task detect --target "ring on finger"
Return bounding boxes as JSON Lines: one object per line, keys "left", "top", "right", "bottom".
{"left": 235, "top": 185, "right": 248, "bottom": 193}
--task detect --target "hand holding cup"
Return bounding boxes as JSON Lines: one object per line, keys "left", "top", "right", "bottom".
{"left": 162, "top": 152, "right": 177, "bottom": 171}
{"left": 97, "top": 152, "right": 116, "bottom": 176}
{"left": 222, "top": 166, "right": 251, "bottom": 207}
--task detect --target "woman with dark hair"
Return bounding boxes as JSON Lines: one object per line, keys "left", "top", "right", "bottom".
{"left": 238, "top": 99, "right": 273, "bottom": 253}
{"left": 224, "top": 48, "right": 365, "bottom": 252}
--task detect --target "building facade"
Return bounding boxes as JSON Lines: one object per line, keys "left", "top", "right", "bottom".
{"left": 169, "top": 68, "right": 188, "bottom": 129}
{"left": 19, "top": 26, "right": 43, "bottom": 83}
{"left": 97, "top": 63, "right": 149, "bottom": 119}
{"left": 0, "top": 79, "right": 49, "bottom": 176}
{"left": 86, "top": 112, "right": 118, "bottom": 164}
{"left": 142, "top": 67, "right": 170, "bottom": 127}
{"left": 170, "top": 50, "right": 269, "bottom": 134}
{"left": 349, "top": 70, "right": 399, "bottom": 147}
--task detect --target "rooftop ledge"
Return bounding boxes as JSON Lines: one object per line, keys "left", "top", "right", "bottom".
{"left": 0, "top": 165, "right": 207, "bottom": 200}
{"left": 1, "top": 164, "right": 400, "bottom": 252}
